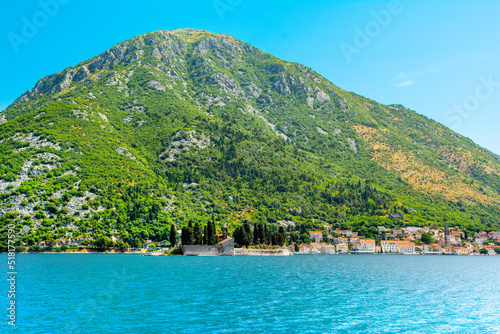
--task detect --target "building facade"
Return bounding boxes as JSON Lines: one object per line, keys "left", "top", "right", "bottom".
{"left": 351, "top": 239, "right": 375, "bottom": 253}
{"left": 309, "top": 231, "right": 323, "bottom": 243}
{"left": 381, "top": 241, "right": 415, "bottom": 254}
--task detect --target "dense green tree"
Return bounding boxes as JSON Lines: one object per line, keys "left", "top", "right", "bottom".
{"left": 322, "top": 230, "right": 329, "bottom": 242}
{"left": 117, "top": 240, "right": 129, "bottom": 251}
{"left": 264, "top": 225, "right": 271, "bottom": 245}
{"left": 291, "top": 232, "right": 301, "bottom": 243}
{"left": 181, "top": 226, "right": 194, "bottom": 245}
{"left": 276, "top": 226, "right": 285, "bottom": 246}
{"left": 206, "top": 220, "right": 218, "bottom": 245}
{"left": 243, "top": 220, "right": 253, "bottom": 244}
{"left": 253, "top": 223, "right": 261, "bottom": 244}
{"left": 169, "top": 224, "right": 177, "bottom": 247}
{"left": 94, "top": 236, "right": 113, "bottom": 248}
{"left": 233, "top": 226, "right": 246, "bottom": 247}
{"left": 194, "top": 223, "right": 203, "bottom": 245}
{"left": 206, "top": 221, "right": 214, "bottom": 245}
{"left": 203, "top": 225, "right": 208, "bottom": 245}
{"left": 358, "top": 226, "right": 368, "bottom": 238}
{"left": 254, "top": 223, "right": 268, "bottom": 244}
{"left": 28, "top": 245, "right": 42, "bottom": 252}
{"left": 210, "top": 220, "right": 219, "bottom": 245}
{"left": 271, "top": 232, "right": 278, "bottom": 246}
{"left": 421, "top": 233, "right": 434, "bottom": 245}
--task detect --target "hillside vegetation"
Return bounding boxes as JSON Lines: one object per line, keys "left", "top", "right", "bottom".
{"left": 1, "top": 29, "right": 499, "bottom": 250}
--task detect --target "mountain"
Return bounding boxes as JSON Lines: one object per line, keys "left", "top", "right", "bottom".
{"left": 1, "top": 29, "right": 499, "bottom": 249}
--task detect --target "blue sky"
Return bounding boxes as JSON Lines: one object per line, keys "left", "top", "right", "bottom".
{"left": 1, "top": 0, "right": 499, "bottom": 154}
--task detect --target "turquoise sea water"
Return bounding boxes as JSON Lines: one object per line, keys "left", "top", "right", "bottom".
{"left": 2, "top": 254, "right": 500, "bottom": 333}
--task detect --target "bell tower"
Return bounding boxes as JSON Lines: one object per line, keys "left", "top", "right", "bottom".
{"left": 444, "top": 223, "right": 450, "bottom": 246}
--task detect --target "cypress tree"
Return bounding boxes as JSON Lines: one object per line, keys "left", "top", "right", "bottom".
{"left": 210, "top": 220, "right": 219, "bottom": 245}
{"left": 254, "top": 223, "right": 261, "bottom": 244}
{"left": 194, "top": 223, "right": 202, "bottom": 245}
{"left": 207, "top": 221, "right": 214, "bottom": 245}
{"left": 233, "top": 226, "right": 245, "bottom": 247}
{"left": 181, "top": 226, "right": 194, "bottom": 245}
{"left": 243, "top": 220, "right": 252, "bottom": 237}
{"left": 181, "top": 226, "right": 187, "bottom": 245}
{"left": 260, "top": 223, "right": 266, "bottom": 244}
{"left": 277, "top": 226, "right": 285, "bottom": 246}
{"left": 271, "top": 232, "right": 278, "bottom": 246}
{"left": 260, "top": 223, "right": 269, "bottom": 245}
{"left": 213, "top": 220, "right": 217, "bottom": 245}
{"left": 264, "top": 224, "right": 270, "bottom": 245}
{"left": 261, "top": 223, "right": 266, "bottom": 244}
{"left": 243, "top": 220, "right": 253, "bottom": 246}
{"left": 169, "top": 224, "right": 176, "bottom": 247}
{"left": 203, "top": 225, "right": 208, "bottom": 245}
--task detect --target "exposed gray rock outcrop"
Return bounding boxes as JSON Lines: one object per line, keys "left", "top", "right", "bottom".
{"left": 74, "top": 66, "right": 90, "bottom": 81}
{"left": 147, "top": 80, "right": 166, "bottom": 91}
{"left": 117, "top": 147, "right": 139, "bottom": 162}
{"left": 347, "top": 137, "right": 358, "bottom": 153}
{"left": 317, "top": 127, "right": 329, "bottom": 136}
{"left": 160, "top": 131, "right": 210, "bottom": 162}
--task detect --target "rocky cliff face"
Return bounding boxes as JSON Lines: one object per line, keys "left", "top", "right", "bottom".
{"left": 1, "top": 29, "right": 499, "bottom": 248}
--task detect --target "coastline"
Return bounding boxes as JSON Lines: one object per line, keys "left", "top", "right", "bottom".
{"left": 3, "top": 251, "right": 498, "bottom": 256}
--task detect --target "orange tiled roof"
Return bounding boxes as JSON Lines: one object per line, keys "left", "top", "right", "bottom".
{"left": 381, "top": 241, "right": 413, "bottom": 245}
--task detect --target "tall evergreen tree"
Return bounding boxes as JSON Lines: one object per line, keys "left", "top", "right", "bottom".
{"left": 203, "top": 225, "right": 208, "bottom": 245}
{"left": 181, "top": 226, "right": 194, "bottom": 245}
{"left": 194, "top": 223, "right": 202, "bottom": 245}
{"left": 233, "top": 226, "right": 246, "bottom": 247}
{"left": 271, "top": 232, "right": 278, "bottom": 246}
{"left": 169, "top": 224, "right": 176, "bottom": 247}
{"left": 277, "top": 226, "right": 285, "bottom": 246}
{"left": 258, "top": 223, "right": 265, "bottom": 245}
{"left": 264, "top": 224, "right": 271, "bottom": 245}
{"left": 207, "top": 221, "right": 214, "bottom": 245}
{"left": 243, "top": 220, "right": 253, "bottom": 244}
{"left": 254, "top": 223, "right": 261, "bottom": 244}
{"left": 210, "top": 220, "right": 219, "bottom": 245}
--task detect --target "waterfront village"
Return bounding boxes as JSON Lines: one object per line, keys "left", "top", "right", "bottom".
{"left": 24, "top": 214, "right": 500, "bottom": 256}
{"left": 162, "top": 221, "right": 500, "bottom": 256}
{"left": 287, "top": 223, "right": 500, "bottom": 256}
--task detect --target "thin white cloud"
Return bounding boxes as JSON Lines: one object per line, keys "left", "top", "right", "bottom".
{"left": 404, "top": 53, "right": 495, "bottom": 78}
{"left": 395, "top": 80, "right": 415, "bottom": 87}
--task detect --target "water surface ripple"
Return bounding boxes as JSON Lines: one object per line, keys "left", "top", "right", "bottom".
{"left": 2, "top": 254, "right": 499, "bottom": 333}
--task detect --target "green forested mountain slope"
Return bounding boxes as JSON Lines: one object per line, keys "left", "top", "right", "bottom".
{"left": 1, "top": 29, "right": 499, "bottom": 249}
